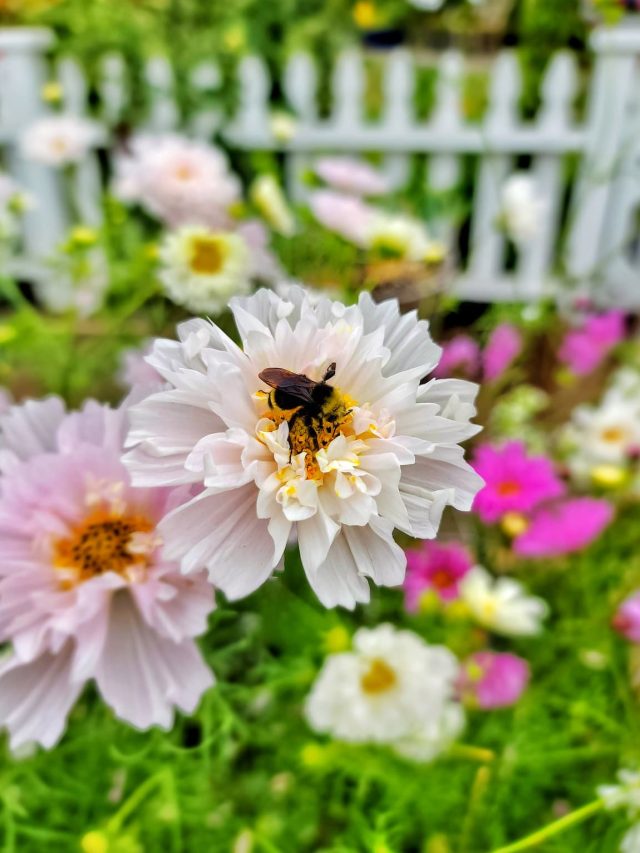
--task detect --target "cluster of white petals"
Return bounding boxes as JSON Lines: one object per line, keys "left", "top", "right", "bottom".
{"left": 459, "top": 566, "right": 548, "bottom": 636}
{"left": 125, "top": 286, "right": 482, "bottom": 608}
{"left": 21, "top": 115, "right": 100, "bottom": 167}
{"left": 305, "top": 624, "right": 464, "bottom": 761}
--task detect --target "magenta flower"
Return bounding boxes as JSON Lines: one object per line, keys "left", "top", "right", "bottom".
{"left": 482, "top": 323, "right": 523, "bottom": 381}
{"left": 404, "top": 540, "right": 473, "bottom": 610}
{"left": 432, "top": 335, "right": 481, "bottom": 379}
{"left": 558, "top": 311, "right": 626, "bottom": 376}
{"left": 471, "top": 441, "right": 565, "bottom": 523}
{"left": 613, "top": 592, "right": 640, "bottom": 643}
{"left": 457, "top": 651, "right": 530, "bottom": 710}
{"left": 0, "top": 397, "right": 215, "bottom": 751}
{"left": 513, "top": 497, "right": 613, "bottom": 558}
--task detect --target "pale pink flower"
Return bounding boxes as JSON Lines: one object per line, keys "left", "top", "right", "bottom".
{"left": 471, "top": 441, "right": 565, "bottom": 523}
{"left": 482, "top": 323, "right": 522, "bottom": 381}
{"left": 0, "top": 397, "right": 214, "bottom": 752}
{"left": 124, "top": 287, "right": 483, "bottom": 609}
{"left": 457, "top": 651, "right": 530, "bottom": 709}
{"left": 432, "top": 335, "right": 480, "bottom": 380}
{"left": 613, "top": 592, "right": 640, "bottom": 643}
{"left": 308, "top": 190, "right": 377, "bottom": 246}
{"left": 21, "top": 115, "right": 100, "bottom": 167}
{"left": 113, "top": 134, "right": 241, "bottom": 229}
{"left": 404, "top": 540, "right": 473, "bottom": 609}
{"left": 513, "top": 497, "right": 613, "bottom": 558}
{"left": 118, "top": 343, "right": 164, "bottom": 391}
{"left": 314, "top": 156, "right": 389, "bottom": 197}
{"left": 558, "top": 311, "right": 626, "bottom": 376}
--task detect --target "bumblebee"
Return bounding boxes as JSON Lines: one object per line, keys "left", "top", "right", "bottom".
{"left": 258, "top": 362, "right": 351, "bottom": 458}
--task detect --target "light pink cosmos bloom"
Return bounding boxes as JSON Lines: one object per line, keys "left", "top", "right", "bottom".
{"left": 314, "top": 156, "right": 389, "bottom": 197}
{"left": 457, "top": 651, "right": 530, "bottom": 710}
{"left": 404, "top": 540, "right": 473, "bottom": 609}
{"left": 613, "top": 592, "right": 640, "bottom": 643}
{"left": 118, "top": 342, "right": 164, "bottom": 391}
{"left": 558, "top": 311, "right": 626, "bottom": 376}
{"left": 21, "top": 114, "right": 100, "bottom": 167}
{"left": 513, "top": 497, "right": 614, "bottom": 558}
{"left": 308, "top": 190, "right": 377, "bottom": 247}
{"left": 113, "top": 133, "right": 241, "bottom": 229}
{"left": 432, "top": 335, "right": 481, "bottom": 380}
{"left": 471, "top": 441, "right": 565, "bottom": 523}
{"left": 482, "top": 323, "right": 523, "bottom": 382}
{"left": 0, "top": 397, "right": 214, "bottom": 752}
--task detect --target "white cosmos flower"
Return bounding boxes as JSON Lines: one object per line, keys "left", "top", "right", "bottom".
{"left": 500, "top": 172, "right": 546, "bottom": 246}
{"left": 158, "top": 226, "right": 252, "bottom": 314}
{"left": 305, "top": 624, "right": 464, "bottom": 760}
{"left": 599, "top": 770, "right": 640, "bottom": 818}
{"left": 21, "top": 115, "right": 100, "bottom": 167}
{"left": 124, "top": 286, "right": 483, "bottom": 608}
{"left": 459, "top": 566, "right": 548, "bottom": 636}
{"left": 622, "top": 824, "right": 640, "bottom": 853}
{"left": 113, "top": 134, "right": 241, "bottom": 229}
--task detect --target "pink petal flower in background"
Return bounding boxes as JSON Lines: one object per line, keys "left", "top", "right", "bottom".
{"left": 483, "top": 323, "right": 523, "bottom": 381}
{"left": 513, "top": 497, "right": 614, "bottom": 558}
{"left": 432, "top": 335, "right": 481, "bottom": 380}
{"left": 0, "top": 397, "right": 215, "bottom": 752}
{"left": 613, "top": 592, "right": 640, "bottom": 643}
{"left": 314, "top": 156, "right": 390, "bottom": 197}
{"left": 404, "top": 540, "right": 474, "bottom": 610}
{"left": 457, "top": 651, "right": 530, "bottom": 710}
{"left": 558, "top": 311, "right": 626, "bottom": 376}
{"left": 118, "top": 342, "right": 164, "bottom": 391}
{"left": 471, "top": 441, "right": 565, "bottom": 523}
{"left": 308, "top": 190, "right": 377, "bottom": 246}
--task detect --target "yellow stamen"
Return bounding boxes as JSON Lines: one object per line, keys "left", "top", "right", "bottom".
{"left": 189, "top": 236, "right": 226, "bottom": 275}
{"left": 361, "top": 658, "right": 397, "bottom": 695}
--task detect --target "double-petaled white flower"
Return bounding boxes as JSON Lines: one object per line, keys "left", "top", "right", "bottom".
{"left": 305, "top": 624, "right": 464, "bottom": 761}
{"left": 124, "top": 286, "right": 482, "bottom": 608}
{"left": 21, "top": 115, "right": 100, "bottom": 167}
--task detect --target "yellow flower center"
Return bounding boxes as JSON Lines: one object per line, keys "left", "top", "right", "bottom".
{"left": 601, "top": 427, "right": 626, "bottom": 444}
{"left": 53, "top": 507, "right": 154, "bottom": 585}
{"left": 361, "top": 658, "right": 397, "bottom": 695}
{"left": 189, "top": 236, "right": 226, "bottom": 275}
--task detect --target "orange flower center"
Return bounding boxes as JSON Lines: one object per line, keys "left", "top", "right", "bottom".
{"left": 431, "top": 569, "right": 454, "bottom": 590}
{"left": 53, "top": 508, "right": 154, "bottom": 584}
{"left": 601, "top": 427, "right": 625, "bottom": 444}
{"left": 189, "top": 236, "right": 225, "bottom": 275}
{"left": 361, "top": 658, "right": 397, "bottom": 695}
{"left": 497, "top": 480, "right": 521, "bottom": 497}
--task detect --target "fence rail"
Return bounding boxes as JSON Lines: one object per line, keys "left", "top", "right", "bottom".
{"left": 1, "top": 20, "right": 639, "bottom": 304}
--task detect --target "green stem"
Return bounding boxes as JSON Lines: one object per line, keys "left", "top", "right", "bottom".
{"left": 106, "top": 770, "right": 169, "bottom": 834}
{"left": 490, "top": 798, "right": 605, "bottom": 853}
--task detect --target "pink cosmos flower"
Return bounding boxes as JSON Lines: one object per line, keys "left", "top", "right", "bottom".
{"left": 118, "top": 343, "right": 164, "bottom": 391}
{"left": 314, "top": 156, "right": 389, "bottom": 197}
{"left": 404, "top": 540, "right": 473, "bottom": 609}
{"left": 457, "top": 651, "right": 530, "bottom": 710}
{"left": 113, "top": 133, "right": 241, "bottom": 229}
{"left": 513, "top": 497, "right": 613, "bottom": 558}
{"left": 613, "top": 592, "right": 640, "bottom": 643}
{"left": 432, "top": 335, "right": 481, "bottom": 380}
{"left": 308, "top": 190, "right": 377, "bottom": 246}
{"left": 0, "top": 397, "right": 215, "bottom": 752}
{"left": 471, "top": 441, "right": 565, "bottom": 523}
{"left": 482, "top": 323, "right": 523, "bottom": 382}
{"left": 558, "top": 311, "right": 626, "bottom": 376}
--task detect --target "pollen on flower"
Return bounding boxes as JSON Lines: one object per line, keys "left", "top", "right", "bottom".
{"left": 361, "top": 658, "right": 397, "bottom": 695}
{"left": 496, "top": 480, "right": 521, "bottom": 497}
{"left": 53, "top": 507, "right": 155, "bottom": 584}
{"left": 189, "top": 235, "right": 226, "bottom": 275}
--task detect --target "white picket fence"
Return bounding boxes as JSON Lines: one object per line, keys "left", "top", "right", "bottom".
{"left": 0, "top": 20, "right": 639, "bottom": 304}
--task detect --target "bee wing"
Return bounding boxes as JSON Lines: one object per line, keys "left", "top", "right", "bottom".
{"left": 258, "top": 368, "right": 316, "bottom": 404}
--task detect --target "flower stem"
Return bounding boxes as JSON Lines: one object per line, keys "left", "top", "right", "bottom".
{"left": 489, "top": 798, "right": 605, "bottom": 853}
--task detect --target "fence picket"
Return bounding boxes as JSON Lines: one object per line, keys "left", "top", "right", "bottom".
{"left": 144, "top": 56, "right": 179, "bottom": 131}
{"left": 99, "top": 54, "right": 128, "bottom": 127}
{"left": 188, "top": 61, "right": 222, "bottom": 140}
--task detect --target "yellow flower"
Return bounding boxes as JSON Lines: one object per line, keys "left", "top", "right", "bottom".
{"left": 81, "top": 831, "right": 109, "bottom": 853}
{"left": 70, "top": 225, "right": 98, "bottom": 247}
{"left": 590, "top": 464, "right": 628, "bottom": 489}
{"left": 41, "top": 81, "right": 63, "bottom": 104}
{"left": 353, "top": 1, "right": 380, "bottom": 29}
{"left": 323, "top": 625, "right": 351, "bottom": 654}
{"left": 501, "top": 512, "right": 529, "bottom": 538}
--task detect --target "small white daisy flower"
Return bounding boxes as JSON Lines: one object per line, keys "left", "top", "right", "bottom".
{"left": 124, "top": 286, "right": 483, "bottom": 608}
{"left": 459, "top": 566, "right": 548, "bottom": 636}
{"left": 599, "top": 770, "right": 640, "bottom": 818}
{"left": 305, "top": 623, "right": 464, "bottom": 761}
{"left": 500, "top": 172, "right": 546, "bottom": 246}
{"left": 158, "top": 226, "right": 252, "bottom": 314}
{"left": 21, "top": 115, "right": 100, "bottom": 167}
{"left": 364, "top": 213, "right": 444, "bottom": 263}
